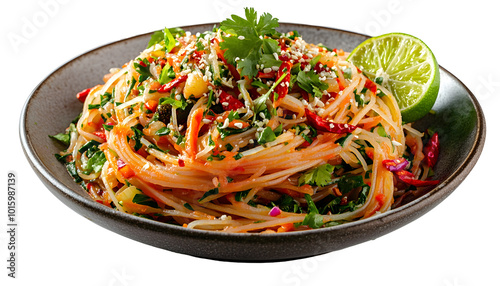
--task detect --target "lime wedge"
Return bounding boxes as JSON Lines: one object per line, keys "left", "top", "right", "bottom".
{"left": 347, "top": 33, "right": 440, "bottom": 122}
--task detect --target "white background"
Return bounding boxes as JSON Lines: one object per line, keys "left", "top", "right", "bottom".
{"left": 1, "top": 0, "right": 499, "bottom": 285}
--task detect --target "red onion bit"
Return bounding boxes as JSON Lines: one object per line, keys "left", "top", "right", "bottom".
{"left": 269, "top": 206, "right": 282, "bottom": 217}
{"left": 382, "top": 158, "right": 409, "bottom": 172}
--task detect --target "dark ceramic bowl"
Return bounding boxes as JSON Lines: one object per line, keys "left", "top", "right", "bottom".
{"left": 20, "top": 23, "right": 486, "bottom": 262}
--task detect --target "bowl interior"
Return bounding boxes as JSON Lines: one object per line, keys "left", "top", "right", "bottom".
{"left": 20, "top": 23, "right": 485, "bottom": 261}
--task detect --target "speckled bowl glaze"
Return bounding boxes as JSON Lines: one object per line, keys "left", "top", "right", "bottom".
{"left": 20, "top": 23, "right": 485, "bottom": 262}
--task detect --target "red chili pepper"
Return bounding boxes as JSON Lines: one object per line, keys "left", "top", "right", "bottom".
{"left": 93, "top": 131, "right": 107, "bottom": 142}
{"left": 215, "top": 48, "right": 241, "bottom": 81}
{"left": 219, "top": 90, "right": 244, "bottom": 111}
{"left": 257, "top": 71, "right": 276, "bottom": 78}
{"left": 178, "top": 159, "right": 185, "bottom": 167}
{"left": 424, "top": 132, "right": 439, "bottom": 168}
{"left": 76, "top": 88, "right": 92, "bottom": 103}
{"left": 313, "top": 62, "right": 329, "bottom": 74}
{"left": 364, "top": 78, "right": 378, "bottom": 94}
{"left": 157, "top": 75, "right": 188, "bottom": 93}
{"left": 272, "top": 61, "right": 293, "bottom": 107}
{"left": 304, "top": 109, "right": 357, "bottom": 134}
{"left": 382, "top": 158, "right": 409, "bottom": 172}
{"left": 395, "top": 170, "right": 440, "bottom": 187}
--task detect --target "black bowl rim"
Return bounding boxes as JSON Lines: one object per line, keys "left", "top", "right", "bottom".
{"left": 19, "top": 22, "right": 486, "bottom": 245}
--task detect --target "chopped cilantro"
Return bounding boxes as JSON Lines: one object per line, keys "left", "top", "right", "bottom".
{"left": 297, "top": 69, "right": 329, "bottom": 97}
{"left": 298, "top": 164, "right": 334, "bottom": 187}
{"left": 219, "top": 8, "right": 279, "bottom": 77}
{"left": 132, "top": 193, "right": 159, "bottom": 208}
{"left": 198, "top": 187, "right": 219, "bottom": 202}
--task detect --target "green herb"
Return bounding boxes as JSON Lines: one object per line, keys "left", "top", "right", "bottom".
{"left": 125, "top": 77, "right": 137, "bottom": 99}
{"left": 100, "top": 92, "right": 112, "bottom": 108}
{"left": 298, "top": 164, "right": 334, "bottom": 187}
{"left": 297, "top": 69, "right": 329, "bottom": 97}
{"left": 49, "top": 123, "right": 76, "bottom": 146}
{"left": 276, "top": 194, "right": 300, "bottom": 213}
{"left": 183, "top": 203, "right": 194, "bottom": 211}
{"left": 235, "top": 190, "right": 250, "bottom": 202}
{"left": 257, "top": 126, "right": 276, "bottom": 144}
{"left": 66, "top": 161, "right": 82, "bottom": 183}
{"left": 206, "top": 89, "right": 214, "bottom": 109}
{"left": 159, "top": 64, "right": 175, "bottom": 85}
{"left": 343, "top": 67, "right": 352, "bottom": 80}
{"left": 251, "top": 80, "right": 269, "bottom": 90}
{"left": 198, "top": 187, "right": 219, "bottom": 202}
{"left": 252, "top": 71, "right": 288, "bottom": 121}
{"left": 134, "top": 58, "right": 152, "bottom": 82}
{"left": 219, "top": 8, "right": 279, "bottom": 77}
{"left": 335, "top": 134, "right": 353, "bottom": 147}
{"left": 233, "top": 153, "right": 243, "bottom": 160}
{"left": 155, "top": 127, "right": 170, "bottom": 136}
{"left": 88, "top": 104, "right": 100, "bottom": 110}
{"left": 83, "top": 150, "right": 106, "bottom": 174}
{"left": 298, "top": 194, "right": 323, "bottom": 229}
{"left": 338, "top": 175, "right": 365, "bottom": 194}
{"left": 159, "top": 96, "right": 188, "bottom": 110}
{"left": 132, "top": 193, "right": 159, "bottom": 208}
{"left": 354, "top": 89, "right": 365, "bottom": 107}
{"left": 131, "top": 126, "right": 144, "bottom": 151}
{"left": 205, "top": 135, "right": 214, "bottom": 147}
{"left": 54, "top": 153, "right": 70, "bottom": 163}
{"left": 78, "top": 140, "right": 100, "bottom": 154}
{"left": 148, "top": 143, "right": 166, "bottom": 153}
{"left": 103, "top": 124, "right": 114, "bottom": 131}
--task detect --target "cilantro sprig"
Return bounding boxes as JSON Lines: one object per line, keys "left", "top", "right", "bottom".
{"left": 219, "top": 7, "right": 280, "bottom": 77}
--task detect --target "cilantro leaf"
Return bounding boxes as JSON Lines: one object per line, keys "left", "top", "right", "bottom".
{"left": 198, "top": 188, "right": 219, "bottom": 202}
{"left": 338, "top": 175, "right": 365, "bottom": 194}
{"left": 49, "top": 123, "right": 76, "bottom": 147}
{"left": 297, "top": 70, "right": 329, "bottom": 97}
{"left": 298, "top": 164, "right": 334, "bottom": 187}
{"left": 219, "top": 8, "right": 279, "bottom": 78}
{"left": 84, "top": 150, "right": 106, "bottom": 174}
{"left": 132, "top": 193, "right": 159, "bottom": 208}
{"left": 298, "top": 194, "right": 323, "bottom": 229}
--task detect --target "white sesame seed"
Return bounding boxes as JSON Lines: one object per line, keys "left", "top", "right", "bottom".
{"left": 238, "top": 35, "right": 245, "bottom": 40}
{"left": 234, "top": 122, "right": 243, "bottom": 128}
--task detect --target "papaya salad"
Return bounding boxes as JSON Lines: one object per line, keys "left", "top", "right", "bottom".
{"left": 51, "top": 8, "right": 441, "bottom": 233}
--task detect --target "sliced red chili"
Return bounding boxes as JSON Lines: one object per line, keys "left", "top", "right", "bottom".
{"left": 304, "top": 109, "right": 357, "bottom": 134}
{"left": 395, "top": 170, "right": 440, "bottom": 187}
{"left": 219, "top": 90, "right": 244, "bottom": 111}
{"left": 157, "top": 75, "right": 188, "bottom": 93}
{"left": 272, "top": 61, "right": 293, "bottom": 106}
{"left": 76, "top": 88, "right": 92, "bottom": 103}
{"left": 424, "top": 132, "right": 439, "bottom": 168}
{"left": 364, "top": 78, "right": 378, "bottom": 94}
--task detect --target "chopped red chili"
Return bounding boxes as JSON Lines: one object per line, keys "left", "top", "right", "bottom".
{"left": 157, "top": 75, "right": 188, "bottom": 93}
{"left": 304, "top": 109, "right": 357, "bottom": 134}
{"left": 76, "top": 88, "right": 92, "bottom": 103}
{"left": 219, "top": 90, "right": 244, "bottom": 111}
{"left": 424, "top": 132, "right": 439, "bottom": 168}
{"left": 395, "top": 170, "right": 440, "bottom": 187}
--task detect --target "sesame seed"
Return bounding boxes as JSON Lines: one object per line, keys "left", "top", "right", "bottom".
{"left": 238, "top": 35, "right": 245, "bottom": 40}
